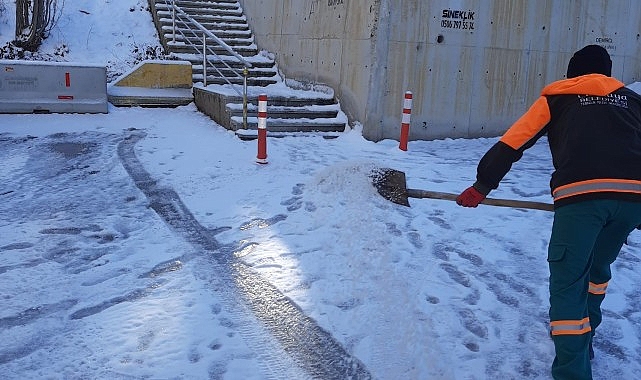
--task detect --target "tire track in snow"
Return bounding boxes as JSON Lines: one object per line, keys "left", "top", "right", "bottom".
{"left": 117, "top": 131, "right": 371, "bottom": 380}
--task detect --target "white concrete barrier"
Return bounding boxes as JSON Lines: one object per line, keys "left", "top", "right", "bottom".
{"left": 0, "top": 60, "right": 108, "bottom": 114}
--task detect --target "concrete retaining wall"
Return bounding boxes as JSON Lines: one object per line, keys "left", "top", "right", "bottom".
{"left": 193, "top": 86, "right": 234, "bottom": 129}
{"left": 239, "top": 0, "right": 641, "bottom": 141}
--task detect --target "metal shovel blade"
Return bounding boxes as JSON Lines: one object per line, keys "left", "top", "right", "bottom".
{"left": 371, "top": 168, "right": 554, "bottom": 211}
{"left": 370, "top": 167, "right": 411, "bottom": 206}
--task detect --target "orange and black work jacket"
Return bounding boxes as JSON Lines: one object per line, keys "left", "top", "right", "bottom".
{"left": 473, "top": 74, "right": 641, "bottom": 208}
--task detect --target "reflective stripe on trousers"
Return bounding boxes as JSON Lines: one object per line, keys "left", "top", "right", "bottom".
{"left": 549, "top": 281, "right": 607, "bottom": 336}
{"left": 588, "top": 281, "right": 608, "bottom": 295}
{"left": 550, "top": 317, "right": 591, "bottom": 336}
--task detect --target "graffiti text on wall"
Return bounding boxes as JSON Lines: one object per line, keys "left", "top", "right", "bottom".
{"left": 595, "top": 37, "right": 616, "bottom": 51}
{"left": 328, "top": 0, "right": 344, "bottom": 5}
{"left": 441, "top": 9, "right": 475, "bottom": 30}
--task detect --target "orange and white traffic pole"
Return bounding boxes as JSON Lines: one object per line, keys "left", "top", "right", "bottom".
{"left": 256, "top": 94, "right": 268, "bottom": 164}
{"left": 399, "top": 91, "right": 413, "bottom": 151}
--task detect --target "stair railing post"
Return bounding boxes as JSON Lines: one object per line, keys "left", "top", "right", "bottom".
{"left": 171, "top": 0, "right": 176, "bottom": 43}
{"left": 243, "top": 67, "right": 248, "bottom": 129}
{"left": 202, "top": 33, "right": 207, "bottom": 86}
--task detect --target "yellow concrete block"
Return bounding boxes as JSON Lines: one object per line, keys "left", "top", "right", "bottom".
{"left": 114, "top": 60, "right": 192, "bottom": 89}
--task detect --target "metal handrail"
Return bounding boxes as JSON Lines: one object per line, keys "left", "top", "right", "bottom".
{"left": 161, "top": 0, "right": 253, "bottom": 126}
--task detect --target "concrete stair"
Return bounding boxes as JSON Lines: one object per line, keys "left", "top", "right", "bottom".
{"left": 149, "top": 0, "right": 272, "bottom": 85}
{"left": 147, "top": 0, "right": 348, "bottom": 134}
{"left": 194, "top": 88, "right": 348, "bottom": 138}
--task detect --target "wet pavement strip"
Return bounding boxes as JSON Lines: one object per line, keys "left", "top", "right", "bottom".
{"left": 117, "top": 131, "right": 372, "bottom": 379}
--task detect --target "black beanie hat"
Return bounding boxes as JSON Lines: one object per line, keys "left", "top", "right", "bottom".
{"left": 566, "top": 45, "right": 612, "bottom": 78}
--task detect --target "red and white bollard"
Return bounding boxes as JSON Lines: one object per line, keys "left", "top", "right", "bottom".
{"left": 256, "top": 94, "right": 268, "bottom": 164}
{"left": 399, "top": 91, "right": 413, "bottom": 151}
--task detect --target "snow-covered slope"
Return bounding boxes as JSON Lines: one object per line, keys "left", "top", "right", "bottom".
{"left": 1, "top": 2, "right": 641, "bottom": 379}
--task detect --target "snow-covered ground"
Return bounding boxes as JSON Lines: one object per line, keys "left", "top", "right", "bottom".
{"left": 2, "top": 1, "right": 641, "bottom": 379}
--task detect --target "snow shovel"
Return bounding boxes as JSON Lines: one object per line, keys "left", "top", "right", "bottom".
{"left": 372, "top": 168, "right": 554, "bottom": 211}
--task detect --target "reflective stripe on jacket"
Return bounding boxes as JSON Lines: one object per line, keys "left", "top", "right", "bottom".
{"left": 553, "top": 179, "right": 641, "bottom": 202}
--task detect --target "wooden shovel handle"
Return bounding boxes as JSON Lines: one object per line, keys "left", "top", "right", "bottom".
{"left": 406, "top": 189, "right": 554, "bottom": 212}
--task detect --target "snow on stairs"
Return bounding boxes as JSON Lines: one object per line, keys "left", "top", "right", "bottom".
{"left": 147, "top": 0, "right": 348, "bottom": 135}
{"left": 149, "top": 0, "right": 275, "bottom": 86}
{"left": 194, "top": 85, "right": 348, "bottom": 139}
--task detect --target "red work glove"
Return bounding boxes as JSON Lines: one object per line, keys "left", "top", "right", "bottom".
{"left": 456, "top": 186, "right": 486, "bottom": 208}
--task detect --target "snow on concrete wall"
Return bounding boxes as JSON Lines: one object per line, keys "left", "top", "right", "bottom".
{"left": 240, "top": 0, "right": 641, "bottom": 141}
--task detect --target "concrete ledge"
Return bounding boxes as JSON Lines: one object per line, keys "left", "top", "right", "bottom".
{"left": 108, "top": 85, "right": 193, "bottom": 107}
{"left": 113, "top": 60, "right": 192, "bottom": 88}
{"left": 108, "top": 60, "right": 193, "bottom": 107}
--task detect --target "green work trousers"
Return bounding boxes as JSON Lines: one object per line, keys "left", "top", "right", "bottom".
{"left": 547, "top": 199, "right": 641, "bottom": 380}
